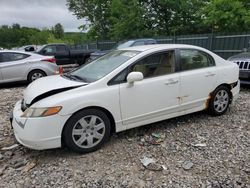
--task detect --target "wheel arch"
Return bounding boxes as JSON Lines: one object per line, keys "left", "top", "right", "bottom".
{"left": 213, "top": 83, "right": 233, "bottom": 101}
{"left": 61, "top": 106, "right": 116, "bottom": 147}
{"left": 27, "top": 69, "right": 47, "bottom": 81}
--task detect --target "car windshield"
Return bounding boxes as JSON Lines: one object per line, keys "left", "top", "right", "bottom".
{"left": 66, "top": 50, "right": 140, "bottom": 83}
{"left": 116, "top": 41, "right": 135, "bottom": 50}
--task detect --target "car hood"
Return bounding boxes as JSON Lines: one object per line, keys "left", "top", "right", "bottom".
{"left": 23, "top": 75, "right": 87, "bottom": 105}
{"left": 228, "top": 52, "right": 250, "bottom": 61}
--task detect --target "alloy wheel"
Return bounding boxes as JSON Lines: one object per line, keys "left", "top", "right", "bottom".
{"left": 213, "top": 90, "right": 229, "bottom": 113}
{"left": 72, "top": 115, "right": 105, "bottom": 149}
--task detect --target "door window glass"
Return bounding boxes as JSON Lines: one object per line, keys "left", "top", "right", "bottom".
{"left": 180, "top": 49, "right": 215, "bottom": 71}
{"left": 132, "top": 41, "right": 145, "bottom": 46}
{"left": 145, "top": 40, "right": 156, "bottom": 45}
{"left": 109, "top": 51, "right": 175, "bottom": 85}
{"left": 131, "top": 51, "right": 175, "bottom": 78}
{"left": 43, "top": 46, "right": 56, "bottom": 53}
{"left": 0, "top": 53, "right": 30, "bottom": 62}
{"left": 56, "top": 45, "right": 67, "bottom": 52}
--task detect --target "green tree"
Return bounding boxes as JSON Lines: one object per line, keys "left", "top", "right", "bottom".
{"left": 141, "top": 0, "right": 209, "bottom": 35}
{"left": 108, "top": 0, "right": 153, "bottom": 40}
{"left": 67, "top": 0, "right": 209, "bottom": 40}
{"left": 201, "top": 0, "right": 250, "bottom": 32}
{"left": 53, "top": 23, "right": 64, "bottom": 39}
{"left": 12, "top": 23, "right": 21, "bottom": 29}
{"left": 67, "top": 0, "right": 111, "bottom": 40}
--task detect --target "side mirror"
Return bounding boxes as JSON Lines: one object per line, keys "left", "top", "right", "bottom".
{"left": 127, "top": 72, "right": 143, "bottom": 84}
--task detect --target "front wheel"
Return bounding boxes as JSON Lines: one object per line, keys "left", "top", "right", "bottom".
{"left": 208, "top": 86, "right": 231, "bottom": 116}
{"left": 63, "top": 109, "right": 111, "bottom": 153}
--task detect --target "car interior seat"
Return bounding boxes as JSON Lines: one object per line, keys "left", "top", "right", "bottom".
{"left": 133, "top": 64, "right": 148, "bottom": 77}
{"left": 154, "top": 53, "right": 174, "bottom": 75}
{"left": 192, "top": 55, "right": 204, "bottom": 69}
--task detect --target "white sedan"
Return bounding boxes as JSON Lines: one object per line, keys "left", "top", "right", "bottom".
{"left": 11, "top": 44, "right": 239, "bottom": 153}
{"left": 0, "top": 50, "right": 58, "bottom": 83}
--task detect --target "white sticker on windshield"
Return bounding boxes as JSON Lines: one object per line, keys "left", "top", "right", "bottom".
{"left": 122, "top": 52, "right": 138, "bottom": 57}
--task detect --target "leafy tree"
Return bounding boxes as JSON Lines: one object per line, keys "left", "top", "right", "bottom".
{"left": 144, "top": 0, "right": 209, "bottom": 35}
{"left": 53, "top": 23, "right": 64, "bottom": 39}
{"left": 12, "top": 23, "right": 21, "bottom": 29}
{"left": 201, "top": 0, "right": 250, "bottom": 32}
{"left": 67, "top": 0, "right": 209, "bottom": 39}
{"left": 108, "top": 0, "right": 153, "bottom": 40}
{"left": 30, "top": 30, "right": 50, "bottom": 45}
{"left": 67, "top": 0, "right": 111, "bottom": 40}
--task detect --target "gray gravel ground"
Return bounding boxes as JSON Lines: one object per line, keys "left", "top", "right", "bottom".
{"left": 0, "top": 84, "right": 249, "bottom": 188}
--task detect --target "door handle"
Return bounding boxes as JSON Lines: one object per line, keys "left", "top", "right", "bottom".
{"left": 205, "top": 72, "right": 216, "bottom": 77}
{"left": 165, "top": 79, "right": 179, "bottom": 85}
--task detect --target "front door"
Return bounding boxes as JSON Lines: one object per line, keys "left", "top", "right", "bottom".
{"left": 119, "top": 50, "right": 180, "bottom": 128}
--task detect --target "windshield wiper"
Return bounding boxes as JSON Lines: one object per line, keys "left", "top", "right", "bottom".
{"left": 63, "top": 73, "right": 88, "bottom": 82}
{"left": 71, "top": 75, "right": 88, "bottom": 82}
{"left": 62, "top": 73, "right": 76, "bottom": 80}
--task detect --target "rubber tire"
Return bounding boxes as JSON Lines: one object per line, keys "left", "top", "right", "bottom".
{"left": 62, "top": 109, "right": 111, "bottom": 154}
{"left": 208, "top": 86, "right": 231, "bottom": 116}
{"left": 27, "top": 70, "right": 46, "bottom": 83}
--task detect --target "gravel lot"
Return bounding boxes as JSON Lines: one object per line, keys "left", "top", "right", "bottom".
{"left": 0, "top": 84, "right": 249, "bottom": 188}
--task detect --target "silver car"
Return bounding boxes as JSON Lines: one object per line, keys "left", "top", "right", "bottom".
{"left": 0, "top": 50, "right": 59, "bottom": 83}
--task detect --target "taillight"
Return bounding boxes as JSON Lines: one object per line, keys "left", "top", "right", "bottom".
{"left": 42, "top": 58, "right": 56, "bottom": 63}
{"left": 59, "top": 66, "right": 64, "bottom": 74}
{"left": 55, "top": 66, "right": 64, "bottom": 75}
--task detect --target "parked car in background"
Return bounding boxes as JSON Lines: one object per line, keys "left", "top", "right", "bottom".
{"left": 12, "top": 45, "right": 37, "bottom": 52}
{"left": 228, "top": 47, "right": 250, "bottom": 85}
{"left": 36, "top": 43, "right": 94, "bottom": 66}
{"left": 11, "top": 44, "right": 239, "bottom": 153}
{"left": 0, "top": 50, "right": 58, "bottom": 83}
{"left": 22, "top": 45, "right": 36, "bottom": 52}
{"left": 90, "top": 38, "right": 157, "bottom": 60}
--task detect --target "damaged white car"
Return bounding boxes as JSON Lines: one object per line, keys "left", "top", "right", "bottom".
{"left": 11, "top": 44, "right": 240, "bottom": 153}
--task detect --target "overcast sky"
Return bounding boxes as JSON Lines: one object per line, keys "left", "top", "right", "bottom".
{"left": 0, "top": 0, "right": 84, "bottom": 32}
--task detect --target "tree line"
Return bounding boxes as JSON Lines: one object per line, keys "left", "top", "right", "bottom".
{"left": 0, "top": 23, "right": 87, "bottom": 49}
{"left": 67, "top": 0, "right": 250, "bottom": 40}
{"left": 1, "top": 0, "right": 249, "bottom": 49}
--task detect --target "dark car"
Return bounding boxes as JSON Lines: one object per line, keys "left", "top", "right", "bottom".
{"left": 90, "top": 38, "right": 157, "bottom": 61}
{"left": 37, "top": 43, "right": 94, "bottom": 66}
{"left": 228, "top": 47, "right": 250, "bottom": 85}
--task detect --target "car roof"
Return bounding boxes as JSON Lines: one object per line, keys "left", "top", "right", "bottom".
{"left": 120, "top": 44, "right": 206, "bottom": 52}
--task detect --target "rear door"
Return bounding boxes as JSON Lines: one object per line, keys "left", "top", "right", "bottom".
{"left": 178, "top": 49, "right": 217, "bottom": 110}
{"left": 0, "top": 52, "right": 31, "bottom": 82}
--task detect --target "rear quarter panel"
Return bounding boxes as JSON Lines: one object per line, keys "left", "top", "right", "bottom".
{"left": 215, "top": 59, "right": 239, "bottom": 86}
{"left": 28, "top": 61, "right": 58, "bottom": 77}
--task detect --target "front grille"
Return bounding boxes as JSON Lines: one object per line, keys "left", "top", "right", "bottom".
{"left": 234, "top": 61, "right": 250, "bottom": 70}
